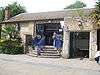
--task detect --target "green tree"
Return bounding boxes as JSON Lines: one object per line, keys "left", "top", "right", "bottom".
{"left": 0, "top": 25, "right": 23, "bottom": 54}
{"left": 0, "top": 2, "right": 26, "bottom": 21}
{"left": 91, "top": 0, "right": 100, "bottom": 28}
{"left": 0, "top": 2, "right": 26, "bottom": 38}
{"left": 1, "top": 25, "right": 19, "bottom": 40}
{"left": 8, "top": 2, "right": 26, "bottom": 17}
{"left": 64, "top": 1, "right": 86, "bottom": 9}
{"left": 0, "top": 7, "right": 4, "bottom": 21}
{"left": 0, "top": 7, "right": 4, "bottom": 39}
{"left": 0, "top": 2, "right": 25, "bottom": 54}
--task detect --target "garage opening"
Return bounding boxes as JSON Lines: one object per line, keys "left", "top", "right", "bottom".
{"left": 70, "top": 32, "right": 89, "bottom": 58}
{"left": 97, "top": 29, "right": 100, "bottom": 51}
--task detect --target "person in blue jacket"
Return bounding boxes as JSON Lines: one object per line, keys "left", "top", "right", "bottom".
{"left": 32, "top": 35, "right": 41, "bottom": 46}
{"left": 33, "top": 35, "right": 45, "bottom": 55}
{"left": 53, "top": 32, "right": 57, "bottom": 47}
{"left": 32, "top": 35, "right": 43, "bottom": 55}
{"left": 37, "top": 36, "right": 45, "bottom": 51}
{"left": 55, "top": 35, "right": 63, "bottom": 49}
{"left": 53, "top": 32, "right": 63, "bottom": 50}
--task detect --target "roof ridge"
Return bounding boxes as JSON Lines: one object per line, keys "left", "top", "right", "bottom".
{"left": 20, "top": 10, "right": 65, "bottom": 15}
{"left": 64, "top": 8, "right": 94, "bottom": 11}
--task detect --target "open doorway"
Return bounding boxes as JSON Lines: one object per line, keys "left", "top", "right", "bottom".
{"left": 36, "top": 23, "right": 63, "bottom": 46}
{"left": 70, "top": 32, "right": 89, "bottom": 58}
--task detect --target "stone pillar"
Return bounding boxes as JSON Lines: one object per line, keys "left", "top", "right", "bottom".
{"left": 89, "top": 29, "right": 97, "bottom": 60}
{"left": 22, "top": 34, "right": 26, "bottom": 54}
{"left": 61, "top": 27, "right": 70, "bottom": 58}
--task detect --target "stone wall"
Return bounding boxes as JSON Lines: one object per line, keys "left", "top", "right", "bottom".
{"left": 20, "top": 22, "right": 35, "bottom": 44}
{"left": 62, "top": 17, "right": 97, "bottom": 59}
{"left": 61, "top": 28, "right": 70, "bottom": 58}
{"left": 89, "top": 30, "right": 97, "bottom": 60}
{"left": 64, "top": 17, "right": 93, "bottom": 31}
{"left": 19, "top": 22, "right": 36, "bottom": 53}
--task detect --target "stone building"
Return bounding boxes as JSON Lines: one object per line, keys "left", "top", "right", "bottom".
{"left": 0, "top": 8, "right": 99, "bottom": 59}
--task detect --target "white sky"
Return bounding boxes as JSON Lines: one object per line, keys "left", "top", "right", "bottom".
{"left": 0, "top": 0, "right": 97, "bottom": 13}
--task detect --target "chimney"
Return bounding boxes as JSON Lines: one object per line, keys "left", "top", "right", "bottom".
{"left": 5, "top": 6, "right": 11, "bottom": 20}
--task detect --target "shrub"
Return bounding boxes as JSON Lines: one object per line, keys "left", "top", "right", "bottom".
{"left": 0, "top": 24, "right": 24, "bottom": 54}
{"left": 0, "top": 39, "right": 24, "bottom": 54}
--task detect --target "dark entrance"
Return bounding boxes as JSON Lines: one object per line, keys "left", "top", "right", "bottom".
{"left": 70, "top": 32, "right": 89, "bottom": 58}
{"left": 36, "top": 23, "right": 62, "bottom": 46}
{"left": 25, "top": 34, "right": 32, "bottom": 46}
{"left": 25, "top": 34, "right": 32, "bottom": 53}
{"left": 97, "top": 29, "right": 100, "bottom": 51}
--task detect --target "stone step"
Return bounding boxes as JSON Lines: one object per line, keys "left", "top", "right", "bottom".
{"left": 40, "top": 50, "right": 59, "bottom": 52}
{"left": 39, "top": 46, "right": 61, "bottom": 58}
{"left": 41, "top": 53, "right": 60, "bottom": 56}
{"left": 40, "top": 51, "right": 59, "bottom": 54}
{"left": 28, "top": 50, "right": 59, "bottom": 54}
{"left": 43, "top": 46, "right": 55, "bottom": 49}
{"left": 27, "top": 46, "right": 61, "bottom": 58}
{"left": 44, "top": 46, "right": 55, "bottom": 48}
{"left": 42, "top": 49, "right": 57, "bottom": 51}
{"left": 43, "top": 48, "right": 55, "bottom": 50}
{"left": 38, "top": 55, "right": 60, "bottom": 58}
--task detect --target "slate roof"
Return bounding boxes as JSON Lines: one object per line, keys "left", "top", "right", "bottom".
{"left": 2, "top": 11, "right": 66, "bottom": 23}
{"left": 0, "top": 8, "right": 93, "bottom": 23}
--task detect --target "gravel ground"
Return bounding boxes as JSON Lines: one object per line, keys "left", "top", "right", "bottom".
{"left": 0, "top": 54, "right": 100, "bottom": 75}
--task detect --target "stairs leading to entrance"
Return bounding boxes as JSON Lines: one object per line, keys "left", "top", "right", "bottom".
{"left": 27, "top": 46, "right": 61, "bottom": 58}
{"left": 39, "top": 46, "right": 61, "bottom": 58}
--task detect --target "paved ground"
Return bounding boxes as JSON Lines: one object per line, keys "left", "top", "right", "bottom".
{"left": 0, "top": 54, "right": 100, "bottom": 75}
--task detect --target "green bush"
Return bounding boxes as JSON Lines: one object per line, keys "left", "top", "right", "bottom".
{"left": 0, "top": 39, "right": 24, "bottom": 54}
{"left": 0, "top": 24, "right": 24, "bottom": 54}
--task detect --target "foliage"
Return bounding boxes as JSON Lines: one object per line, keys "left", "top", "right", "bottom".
{"left": 90, "top": 0, "right": 100, "bottom": 28}
{"left": 1, "top": 24, "right": 19, "bottom": 40}
{"left": 64, "top": 1, "right": 86, "bottom": 9}
{"left": 8, "top": 2, "right": 26, "bottom": 17}
{"left": 0, "top": 7, "right": 4, "bottom": 21}
{"left": 0, "top": 39, "right": 23, "bottom": 54}
{"left": 0, "top": 25, "right": 24, "bottom": 54}
{"left": 0, "top": 2, "right": 26, "bottom": 21}
{"left": 0, "top": 2, "right": 25, "bottom": 54}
